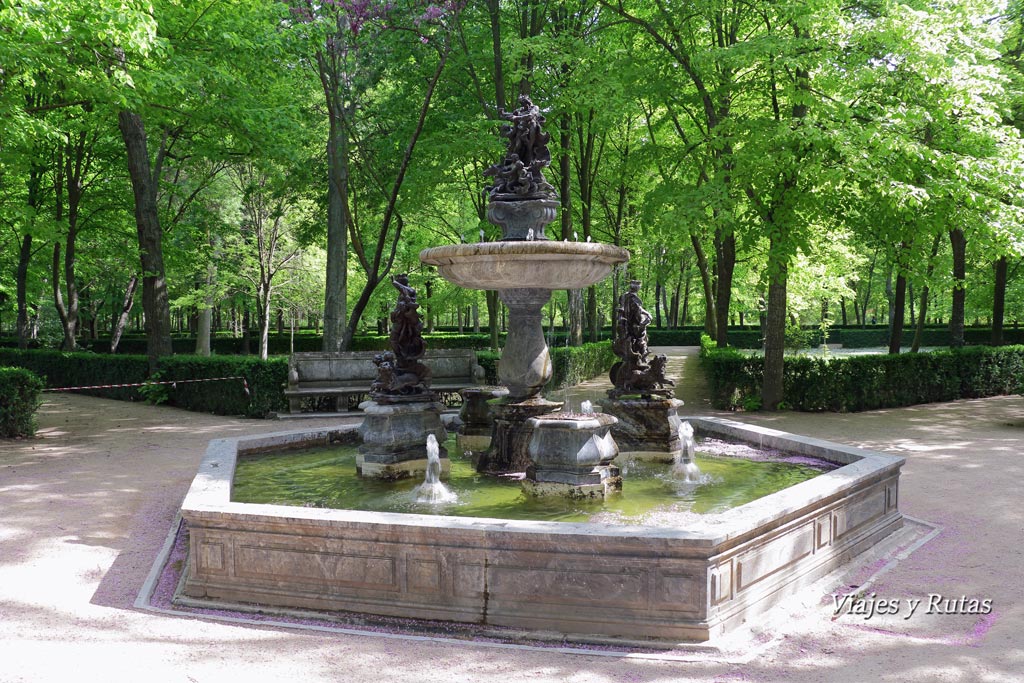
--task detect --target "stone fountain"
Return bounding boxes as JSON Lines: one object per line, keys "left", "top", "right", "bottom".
{"left": 177, "top": 95, "right": 906, "bottom": 644}
{"left": 420, "top": 95, "right": 628, "bottom": 493}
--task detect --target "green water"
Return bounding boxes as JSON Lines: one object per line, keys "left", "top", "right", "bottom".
{"left": 232, "top": 439, "right": 828, "bottom": 524}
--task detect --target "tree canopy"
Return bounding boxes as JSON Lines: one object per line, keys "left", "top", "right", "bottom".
{"left": 2, "top": 0, "right": 1023, "bottom": 404}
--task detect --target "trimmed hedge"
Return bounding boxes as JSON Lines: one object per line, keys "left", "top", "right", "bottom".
{"left": 701, "top": 341, "right": 1024, "bottom": 412}
{"left": 0, "top": 349, "right": 150, "bottom": 402}
{"left": 460, "top": 342, "right": 615, "bottom": 391}
{"left": 0, "top": 341, "right": 617, "bottom": 418}
{"left": 0, "top": 366, "right": 44, "bottom": 437}
{"left": 550, "top": 341, "right": 616, "bottom": 389}
{"left": 0, "top": 349, "right": 284, "bottom": 418}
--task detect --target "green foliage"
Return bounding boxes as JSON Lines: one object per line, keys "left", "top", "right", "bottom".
{"left": 0, "top": 366, "right": 43, "bottom": 437}
{"left": 154, "top": 355, "right": 288, "bottom": 418}
{"left": 702, "top": 345, "right": 1024, "bottom": 412}
{"left": 784, "top": 322, "right": 817, "bottom": 355}
{"left": 471, "top": 342, "right": 615, "bottom": 391}
{"left": 549, "top": 341, "right": 616, "bottom": 390}
{"left": 0, "top": 349, "right": 150, "bottom": 401}
{"left": 476, "top": 350, "right": 500, "bottom": 385}
{"left": 0, "top": 349, "right": 285, "bottom": 417}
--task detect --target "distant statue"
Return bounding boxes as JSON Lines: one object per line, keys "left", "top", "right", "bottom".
{"left": 608, "top": 280, "right": 674, "bottom": 399}
{"left": 371, "top": 275, "right": 432, "bottom": 402}
{"left": 483, "top": 95, "right": 556, "bottom": 200}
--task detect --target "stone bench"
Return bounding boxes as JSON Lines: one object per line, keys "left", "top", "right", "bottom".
{"left": 285, "top": 349, "right": 486, "bottom": 413}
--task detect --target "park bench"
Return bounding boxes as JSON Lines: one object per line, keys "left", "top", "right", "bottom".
{"left": 284, "top": 349, "right": 486, "bottom": 414}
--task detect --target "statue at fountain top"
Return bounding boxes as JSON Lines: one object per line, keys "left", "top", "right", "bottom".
{"left": 371, "top": 274, "right": 433, "bottom": 403}
{"left": 608, "top": 280, "right": 675, "bottom": 400}
{"left": 483, "top": 95, "right": 556, "bottom": 201}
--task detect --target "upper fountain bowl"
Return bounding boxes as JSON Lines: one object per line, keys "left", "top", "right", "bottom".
{"left": 419, "top": 241, "right": 629, "bottom": 291}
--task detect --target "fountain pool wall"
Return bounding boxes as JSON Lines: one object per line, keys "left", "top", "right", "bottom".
{"left": 179, "top": 417, "right": 903, "bottom": 642}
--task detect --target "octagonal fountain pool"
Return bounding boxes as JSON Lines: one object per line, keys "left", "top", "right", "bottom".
{"left": 178, "top": 416, "right": 903, "bottom": 642}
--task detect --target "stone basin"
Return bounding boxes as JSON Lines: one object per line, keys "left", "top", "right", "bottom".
{"left": 178, "top": 416, "right": 903, "bottom": 643}
{"left": 419, "top": 241, "right": 629, "bottom": 291}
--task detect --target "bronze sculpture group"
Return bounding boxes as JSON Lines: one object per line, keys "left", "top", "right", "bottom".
{"left": 609, "top": 280, "right": 674, "bottom": 399}
{"left": 370, "top": 274, "right": 433, "bottom": 402}
{"left": 483, "top": 95, "right": 556, "bottom": 200}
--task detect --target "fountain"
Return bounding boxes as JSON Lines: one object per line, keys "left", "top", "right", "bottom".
{"left": 177, "top": 95, "right": 906, "bottom": 643}
{"left": 420, "top": 95, "right": 628, "bottom": 495}
{"left": 413, "top": 435, "right": 457, "bottom": 504}
{"left": 670, "top": 418, "right": 702, "bottom": 483}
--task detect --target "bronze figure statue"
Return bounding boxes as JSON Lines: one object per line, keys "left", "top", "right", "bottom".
{"left": 608, "top": 280, "right": 674, "bottom": 399}
{"left": 483, "top": 95, "right": 556, "bottom": 200}
{"left": 371, "top": 274, "right": 433, "bottom": 402}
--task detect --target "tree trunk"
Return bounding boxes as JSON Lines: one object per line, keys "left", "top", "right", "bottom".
{"left": 567, "top": 289, "right": 584, "bottom": 346}
{"left": 486, "top": 290, "right": 500, "bottom": 350}
{"left": 713, "top": 232, "right": 735, "bottom": 347}
{"left": 52, "top": 243, "right": 74, "bottom": 350}
{"left": 587, "top": 286, "right": 598, "bottom": 341}
{"left": 992, "top": 255, "right": 1007, "bottom": 346}
{"left": 424, "top": 280, "right": 434, "bottom": 333}
{"left": 258, "top": 288, "right": 272, "bottom": 361}
{"left": 690, "top": 233, "right": 717, "bottom": 340}
{"left": 195, "top": 260, "right": 215, "bottom": 356}
{"left": 118, "top": 110, "right": 173, "bottom": 370}
{"left": 654, "top": 280, "right": 663, "bottom": 328}
{"left": 762, "top": 240, "right": 788, "bottom": 410}
{"left": 16, "top": 234, "right": 32, "bottom": 349}
{"left": 241, "top": 307, "right": 251, "bottom": 355}
{"left": 949, "top": 227, "right": 967, "bottom": 347}
{"left": 110, "top": 275, "right": 138, "bottom": 353}
{"left": 888, "top": 272, "right": 906, "bottom": 354}
{"left": 322, "top": 104, "right": 350, "bottom": 352}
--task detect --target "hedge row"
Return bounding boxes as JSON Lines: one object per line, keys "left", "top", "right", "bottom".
{"left": 701, "top": 341, "right": 1024, "bottom": 412}
{"left": 0, "top": 341, "right": 616, "bottom": 418}
{"left": 0, "top": 366, "right": 44, "bottom": 437}
{"left": 435, "top": 342, "right": 615, "bottom": 391}
{"left": 0, "top": 332, "right": 506, "bottom": 355}
{"left": 6, "top": 325, "right": 1023, "bottom": 354}
{"left": 0, "top": 349, "right": 286, "bottom": 418}
{"left": 550, "top": 341, "right": 616, "bottom": 389}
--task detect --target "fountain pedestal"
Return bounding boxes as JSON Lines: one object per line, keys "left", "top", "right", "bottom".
{"left": 524, "top": 413, "right": 621, "bottom": 498}
{"left": 456, "top": 385, "right": 508, "bottom": 452}
{"left": 476, "top": 287, "right": 563, "bottom": 473}
{"left": 476, "top": 397, "right": 562, "bottom": 473}
{"left": 600, "top": 397, "right": 685, "bottom": 462}
{"left": 357, "top": 400, "right": 448, "bottom": 479}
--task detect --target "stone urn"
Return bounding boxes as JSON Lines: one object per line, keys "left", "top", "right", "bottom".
{"left": 523, "top": 412, "right": 621, "bottom": 498}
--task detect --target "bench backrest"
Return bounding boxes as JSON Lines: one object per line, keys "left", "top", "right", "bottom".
{"left": 288, "top": 349, "right": 481, "bottom": 386}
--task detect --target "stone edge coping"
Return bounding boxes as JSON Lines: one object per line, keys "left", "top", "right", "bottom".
{"left": 181, "top": 416, "right": 904, "bottom": 549}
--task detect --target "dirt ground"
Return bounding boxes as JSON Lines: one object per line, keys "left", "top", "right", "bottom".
{"left": 1, "top": 348, "right": 1022, "bottom": 682}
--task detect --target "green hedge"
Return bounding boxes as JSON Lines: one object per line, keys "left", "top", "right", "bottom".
{"left": 65, "top": 332, "right": 506, "bottom": 355}
{"left": 0, "top": 366, "right": 44, "bottom": 437}
{"left": 0, "top": 349, "right": 285, "bottom": 418}
{"left": 476, "top": 351, "right": 500, "bottom": 384}
{"left": 0, "top": 342, "right": 616, "bottom": 418}
{"left": 550, "top": 341, "right": 616, "bottom": 389}
{"left": 701, "top": 341, "right": 1024, "bottom": 412}
{"left": 0, "top": 349, "right": 150, "bottom": 401}
{"left": 462, "top": 342, "right": 615, "bottom": 391}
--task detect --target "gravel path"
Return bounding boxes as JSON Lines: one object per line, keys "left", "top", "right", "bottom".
{"left": 1, "top": 347, "right": 1021, "bottom": 682}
